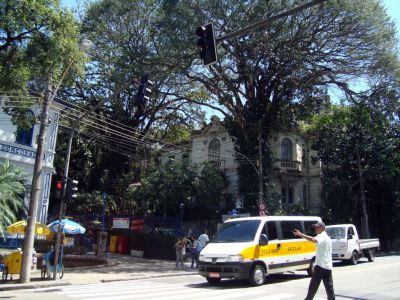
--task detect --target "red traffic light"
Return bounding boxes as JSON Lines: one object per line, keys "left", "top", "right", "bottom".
{"left": 56, "top": 181, "right": 63, "bottom": 190}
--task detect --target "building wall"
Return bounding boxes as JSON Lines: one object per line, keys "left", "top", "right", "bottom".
{"left": 161, "top": 116, "right": 323, "bottom": 214}
{"left": 0, "top": 99, "right": 63, "bottom": 224}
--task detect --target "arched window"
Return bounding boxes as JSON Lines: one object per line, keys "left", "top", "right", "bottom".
{"left": 281, "top": 138, "right": 293, "bottom": 161}
{"left": 208, "top": 138, "right": 220, "bottom": 162}
{"left": 15, "top": 110, "right": 35, "bottom": 146}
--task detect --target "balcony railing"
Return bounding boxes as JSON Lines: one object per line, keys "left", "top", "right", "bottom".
{"left": 274, "top": 160, "right": 301, "bottom": 171}
{"left": 209, "top": 159, "right": 225, "bottom": 169}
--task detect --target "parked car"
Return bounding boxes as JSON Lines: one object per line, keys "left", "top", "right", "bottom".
{"left": 325, "top": 224, "right": 380, "bottom": 265}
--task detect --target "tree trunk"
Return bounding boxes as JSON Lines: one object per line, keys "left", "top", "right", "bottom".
{"left": 355, "top": 144, "right": 370, "bottom": 238}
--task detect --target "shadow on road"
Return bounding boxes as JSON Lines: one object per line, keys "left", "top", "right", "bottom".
{"left": 186, "top": 272, "right": 309, "bottom": 290}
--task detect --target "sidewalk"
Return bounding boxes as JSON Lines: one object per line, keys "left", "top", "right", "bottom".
{"left": 0, "top": 253, "right": 198, "bottom": 291}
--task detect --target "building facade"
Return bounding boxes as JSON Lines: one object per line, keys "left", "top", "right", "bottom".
{"left": 162, "top": 116, "right": 322, "bottom": 213}
{"left": 0, "top": 99, "right": 63, "bottom": 224}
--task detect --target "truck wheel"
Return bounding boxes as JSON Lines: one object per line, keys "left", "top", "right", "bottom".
{"left": 307, "top": 258, "right": 315, "bottom": 277}
{"left": 367, "top": 249, "right": 375, "bottom": 262}
{"left": 206, "top": 277, "right": 221, "bottom": 284}
{"left": 350, "top": 251, "right": 358, "bottom": 265}
{"left": 249, "top": 264, "right": 266, "bottom": 286}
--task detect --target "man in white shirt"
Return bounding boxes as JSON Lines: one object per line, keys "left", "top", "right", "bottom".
{"left": 293, "top": 221, "right": 335, "bottom": 300}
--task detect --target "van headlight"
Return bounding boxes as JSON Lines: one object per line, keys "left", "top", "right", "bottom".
{"left": 226, "top": 255, "right": 243, "bottom": 262}
{"left": 340, "top": 242, "right": 347, "bottom": 248}
{"left": 199, "top": 255, "right": 205, "bottom": 262}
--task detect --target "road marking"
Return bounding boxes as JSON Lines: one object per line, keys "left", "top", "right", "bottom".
{"left": 52, "top": 280, "right": 297, "bottom": 300}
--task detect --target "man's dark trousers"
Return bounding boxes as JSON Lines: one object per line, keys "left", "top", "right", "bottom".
{"left": 305, "top": 265, "right": 335, "bottom": 300}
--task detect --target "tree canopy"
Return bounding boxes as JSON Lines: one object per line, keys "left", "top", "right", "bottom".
{"left": 307, "top": 102, "right": 400, "bottom": 248}
{"left": 0, "top": 0, "right": 84, "bottom": 128}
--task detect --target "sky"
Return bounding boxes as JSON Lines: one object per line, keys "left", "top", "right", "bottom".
{"left": 62, "top": 0, "right": 399, "bottom": 35}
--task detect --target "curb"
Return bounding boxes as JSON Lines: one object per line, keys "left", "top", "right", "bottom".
{"left": 100, "top": 271, "right": 198, "bottom": 283}
{"left": 0, "top": 281, "right": 72, "bottom": 291}
{"left": 0, "top": 271, "right": 198, "bottom": 291}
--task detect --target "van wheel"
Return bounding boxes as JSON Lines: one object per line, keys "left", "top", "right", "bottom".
{"left": 367, "top": 249, "right": 375, "bottom": 262}
{"left": 307, "top": 258, "right": 315, "bottom": 277}
{"left": 349, "top": 251, "right": 358, "bottom": 265}
{"left": 249, "top": 265, "right": 266, "bottom": 286}
{"left": 206, "top": 277, "right": 221, "bottom": 284}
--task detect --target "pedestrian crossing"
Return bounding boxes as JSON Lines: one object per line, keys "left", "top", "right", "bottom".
{"left": 50, "top": 280, "right": 307, "bottom": 300}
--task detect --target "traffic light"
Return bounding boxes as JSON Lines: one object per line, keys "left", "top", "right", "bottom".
{"left": 66, "top": 178, "right": 79, "bottom": 201}
{"left": 196, "top": 22, "right": 217, "bottom": 66}
{"left": 54, "top": 180, "right": 64, "bottom": 199}
{"left": 136, "top": 74, "right": 154, "bottom": 103}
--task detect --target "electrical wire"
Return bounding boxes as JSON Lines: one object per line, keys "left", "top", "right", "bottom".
{"left": 1, "top": 96, "right": 252, "bottom": 164}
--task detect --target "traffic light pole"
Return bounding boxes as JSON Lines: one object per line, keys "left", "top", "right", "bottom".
{"left": 215, "top": 0, "right": 328, "bottom": 44}
{"left": 52, "top": 129, "right": 74, "bottom": 280}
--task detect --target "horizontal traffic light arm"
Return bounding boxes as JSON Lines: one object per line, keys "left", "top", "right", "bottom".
{"left": 215, "top": 0, "right": 328, "bottom": 43}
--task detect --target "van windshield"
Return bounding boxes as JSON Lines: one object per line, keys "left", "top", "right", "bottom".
{"left": 326, "top": 227, "right": 346, "bottom": 239}
{"left": 213, "top": 220, "right": 261, "bottom": 243}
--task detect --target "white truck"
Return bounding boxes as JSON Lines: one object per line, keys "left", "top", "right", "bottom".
{"left": 325, "top": 224, "right": 380, "bottom": 265}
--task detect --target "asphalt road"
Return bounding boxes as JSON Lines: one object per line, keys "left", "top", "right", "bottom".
{"left": 3, "top": 254, "right": 400, "bottom": 300}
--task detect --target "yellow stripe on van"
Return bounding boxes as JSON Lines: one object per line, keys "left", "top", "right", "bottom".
{"left": 240, "top": 241, "right": 316, "bottom": 260}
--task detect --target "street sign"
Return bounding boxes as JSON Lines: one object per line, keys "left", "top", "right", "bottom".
{"left": 259, "top": 203, "right": 266, "bottom": 216}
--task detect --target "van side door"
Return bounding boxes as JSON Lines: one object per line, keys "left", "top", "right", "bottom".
{"left": 258, "top": 221, "right": 279, "bottom": 259}
{"left": 278, "top": 220, "right": 304, "bottom": 263}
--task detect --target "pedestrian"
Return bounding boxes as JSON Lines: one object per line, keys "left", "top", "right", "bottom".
{"left": 32, "top": 250, "right": 37, "bottom": 270}
{"left": 197, "top": 229, "right": 209, "bottom": 253}
{"left": 174, "top": 237, "right": 184, "bottom": 269}
{"left": 293, "top": 221, "right": 335, "bottom": 300}
{"left": 190, "top": 235, "right": 198, "bottom": 269}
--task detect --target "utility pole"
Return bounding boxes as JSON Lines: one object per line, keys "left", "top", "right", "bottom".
{"left": 258, "top": 119, "right": 265, "bottom": 215}
{"left": 20, "top": 85, "right": 52, "bottom": 283}
{"left": 20, "top": 39, "right": 93, "bottom": 283}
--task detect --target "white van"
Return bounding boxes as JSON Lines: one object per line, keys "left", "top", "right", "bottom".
{"left": 198, "top": 215, "right": 322, "bottom": 286}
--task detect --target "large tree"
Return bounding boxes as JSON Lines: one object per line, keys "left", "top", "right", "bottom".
{"left": 307, "top": 103, "right": 400, "bottom": 249}
{"left": 52, "top": 0, "right": 206, "bottom": 201}
{"left": 157, "top": 0, "right": 400, "bottom": 210}
{"left": 72, "top": 0, "right": 400, "bottom": 215}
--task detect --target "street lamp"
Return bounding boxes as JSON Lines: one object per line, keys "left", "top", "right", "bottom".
{"left": 179, "top": 203, "right": 185, "bottom": 235}
{"left": 19, "top": 39, "right": 92, "bottom": 283}
{"left": 229, "top": 148, "right": 265, "bottom": 215}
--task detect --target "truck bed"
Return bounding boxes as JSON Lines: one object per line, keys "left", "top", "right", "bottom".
{"left": 358, "top": 239, "right": 380, "bottom": 250}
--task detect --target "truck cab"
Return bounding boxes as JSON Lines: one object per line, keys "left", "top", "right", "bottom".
{"left": 326, "top": 224, "right": 379, "bottom": 265}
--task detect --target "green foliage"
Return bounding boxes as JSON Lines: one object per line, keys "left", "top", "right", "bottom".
{"left": 66, "top": 190, "right": 116, "bottom": 216}
{"left": 128, "top": 159, "right": 232, "bottom": 220}
{"left": 155, "top": 0, "right": 400, "bottom": 213}
{"left": 265, "top": 192, "right": 307, "bottom": 216}
{"left": 0, "top": 160, "right": 26, "bottom": 238}
{"left": 308, "top": 102, "right": 400, "bottom": 247}
{"left": 0, "top": 0, "right": 84, "bottom": 129}
{"left": 0, "top": 0, "right": 83, "bottom": 86}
